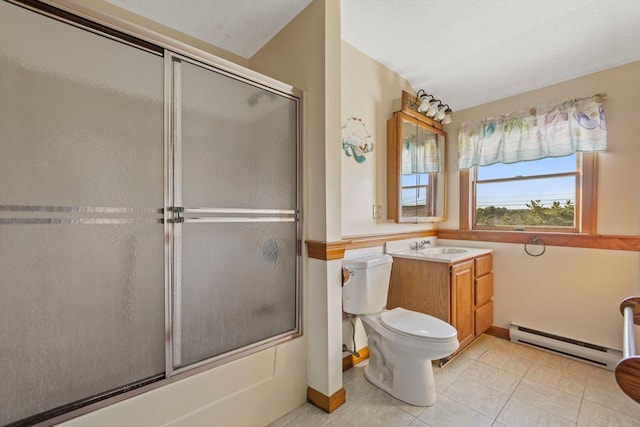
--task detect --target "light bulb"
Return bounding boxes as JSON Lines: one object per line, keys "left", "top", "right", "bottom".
{"left": 417, "top": 97, "right": 429, "bottom": 113}
{"left": 426, "top": 101, "right": 439, "bottom": 118}
{"left": 436, "top": 106, "right": 447, "bottom": 121}
{"left": 442, "top": 112, "right": 452, "bottom": 125}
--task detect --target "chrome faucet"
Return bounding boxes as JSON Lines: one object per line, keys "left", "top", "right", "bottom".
{"left": 410, "top": 240, "right": 432, "bottom": 250}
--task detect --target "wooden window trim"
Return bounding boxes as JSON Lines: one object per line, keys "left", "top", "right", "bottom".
{"left": 452, "top": 153, "right": 638, "bottom": 250}
{"left": 437, "top": 229, "right": 639, "bottom": 251}
{"left": 460, "top": 168, "right": 472, "bottom": 231}
{"left": 581, "top": 152, "right": 598, "bottom": 234}
{"left": 460, "top": 153, "right": 597, "bottom": 234}
{"left": 306, "top": 228, "right": 639, "bottom": 259}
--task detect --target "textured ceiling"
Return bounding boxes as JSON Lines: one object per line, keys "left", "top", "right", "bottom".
{"left": 106, "top": 0, "right": 640, "bottom": 110}
{"left": 105, "top": 0, "right": 313, "bottom": 58}
{"left": 342, "top": 0, "right": 640, "bottom": 110}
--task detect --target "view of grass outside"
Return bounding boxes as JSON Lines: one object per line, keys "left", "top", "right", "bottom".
{"left": 475, "top": 199, "right": 575, "bottom": 227}
{"left": 474, "top": 154, "right": 577, "bottom": 228}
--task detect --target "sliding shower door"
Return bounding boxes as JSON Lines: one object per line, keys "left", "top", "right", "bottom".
{"left": 1, "top": 2, "right": 301, "bottom": 423}
{"left": 168, "top": 56, "right": 300, "bottom": 370}
{"left": 0, "top": 2, "right": 165, "bottom": 425}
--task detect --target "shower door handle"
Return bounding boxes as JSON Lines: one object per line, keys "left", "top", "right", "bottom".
{"left": 166, "top": 206, "right": 184, "bottom": 223}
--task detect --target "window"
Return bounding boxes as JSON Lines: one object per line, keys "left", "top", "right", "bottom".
{"left": 401, "top": 172, "right": 437, "bottom": 217}
{"left": 461, "top": 152, "right": 598, "bottom": 233}
{"left": 473, "top": 153, "right": 578, "bottom": 231}
{"left": 457, "top": 95, "right": 605, "bottom": 234}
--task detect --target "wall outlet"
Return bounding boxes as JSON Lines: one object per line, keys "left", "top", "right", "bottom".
{"left": 372, "top": 204, "right": 382, "bottom": 220}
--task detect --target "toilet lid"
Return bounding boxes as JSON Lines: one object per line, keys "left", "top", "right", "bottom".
{"left": 380, "top": 307, "right": 457, "bottom": 341}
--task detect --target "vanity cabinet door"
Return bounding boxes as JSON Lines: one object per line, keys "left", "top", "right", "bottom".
{"left": 451, "top": 260, "right": 475, "bottom": 349}
{"left": 475, "top": 273, "right": 494, "bottom": 306}
{"left": 475, "top": 254, "right": 493, "bottom": 277}
{"left": 476, "top": 301, "right": 494, "bottom": 336}
{"left": 387, "top": 257, "right": 449, "bottom": 321}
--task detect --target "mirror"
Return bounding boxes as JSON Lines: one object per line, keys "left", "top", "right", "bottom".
{"left": 387, "top": 93, "right": 447, "bottom": 222}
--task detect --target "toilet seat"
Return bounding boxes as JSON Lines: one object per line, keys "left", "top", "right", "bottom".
{"left": 380, "top": 307, "right": 457, "bottom": 342}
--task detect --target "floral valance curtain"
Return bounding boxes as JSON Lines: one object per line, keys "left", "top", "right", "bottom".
{"left": 457, "top": 95, "right": 607, "bottom": 170}
{"left": 402, "top": 132, "right": 439, "bottom": 174}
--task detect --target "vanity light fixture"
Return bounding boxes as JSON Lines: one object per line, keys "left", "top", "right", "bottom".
{"left": 411, "top": 89, "right": 453, "bottom": 125}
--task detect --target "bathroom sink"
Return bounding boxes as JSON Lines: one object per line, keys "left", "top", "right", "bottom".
{"left": 417, "top": 247, "right": 467, "bottom": 255}
{"left": 385, "top": 239, "right": 492, "bottom": 263}
{"left": 386, "top": 246, "right": 490, "bottom": 263}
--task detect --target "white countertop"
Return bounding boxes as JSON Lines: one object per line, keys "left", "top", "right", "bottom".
{"left": 385, "top": 238, "right": 492, "bottom": 264}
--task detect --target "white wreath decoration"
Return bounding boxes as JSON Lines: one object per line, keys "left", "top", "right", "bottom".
{"left": 341, "top": 117, "right": 374, "bottom": 163}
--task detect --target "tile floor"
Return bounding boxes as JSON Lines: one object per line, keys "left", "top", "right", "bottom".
{"left": 270, "top": 334, "right": 640, "bottom": 427}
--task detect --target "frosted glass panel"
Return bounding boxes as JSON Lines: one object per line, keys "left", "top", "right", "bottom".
{"left": 0, "top": 2, "right": 163, "bottom": 208}
{"left": 177, "top": 222, "right": 298, "bottom": 367}
{"left": 180, "top": 60, "right": 298, "bottom": 210}
{"left": 0, "top": 2, "right": 164, "bottom": 425}
{"left": 0, "top": 224, "right": 165, "bottom": 425}
{"left": 174, "top": 58, "right": 300, "bottom": 370}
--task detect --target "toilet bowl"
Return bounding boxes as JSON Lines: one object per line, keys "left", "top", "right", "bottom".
{"left": 360, "top": 307, "right": 458, "bottom": 406}
{"left": 342, "top": 254, "right": 459, "bottom": 406}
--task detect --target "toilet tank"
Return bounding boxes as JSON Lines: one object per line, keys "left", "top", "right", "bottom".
{"left": 342, "top": 254, "right": 393, "bottom": 314}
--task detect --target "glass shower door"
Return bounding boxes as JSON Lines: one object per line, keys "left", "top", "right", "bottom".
{"left": 169, "top": 57, "right": 300, "bottom": 370}
{"left": 0, "top": 2, "right": 165, "bottom": 424}
{"left": 1, "top": 2, "right": 302, "bottom": 423}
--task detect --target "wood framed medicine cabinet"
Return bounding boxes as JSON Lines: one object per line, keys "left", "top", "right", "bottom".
{"left": 387, "top": 91, "right": 447, "bottom": 223}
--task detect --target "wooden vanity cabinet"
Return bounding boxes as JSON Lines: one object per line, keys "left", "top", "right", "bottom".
{"left": 450, "top": 260, "right": 475, "bottom": 349}
{"left": 386, "top": 253, "right": 494, "bottom": 354}
{"left": 474, "top": 254, "right": 494, "bottom": 336}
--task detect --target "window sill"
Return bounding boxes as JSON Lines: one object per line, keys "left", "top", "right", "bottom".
{"left": 436, "top": 229, "right": 640, "bottom": 251}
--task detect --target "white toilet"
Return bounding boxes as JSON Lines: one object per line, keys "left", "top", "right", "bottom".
{"left": 342, "top": 254, "right": 459, "bottom": 406}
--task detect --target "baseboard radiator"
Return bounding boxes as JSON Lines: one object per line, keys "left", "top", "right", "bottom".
{"left": 510, "top": 323, "right": 622, "bottom": 370}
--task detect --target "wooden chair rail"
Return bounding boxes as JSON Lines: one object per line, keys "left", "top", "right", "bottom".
{"left": 615, "top": 296, "right": 640, "bottom": 403}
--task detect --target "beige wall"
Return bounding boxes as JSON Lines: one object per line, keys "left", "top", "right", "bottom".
{"left": 339, "top": 51, "right": 639, "bottom": 351}
{"left": 339, "top": 40, "right": 439, "bottom": 352}
{"left": 252, "top": 0, "right": 346, "bottom": 404}
{"left": 340, "top": 41, "right": 437, "bottom": 237}
{"left": 441, "top": 61, "right": 640, "bottom": 349}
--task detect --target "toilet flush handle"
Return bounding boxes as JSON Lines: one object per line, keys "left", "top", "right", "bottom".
{"left": 342, "top": 267, "right": 353, "bottom": 286}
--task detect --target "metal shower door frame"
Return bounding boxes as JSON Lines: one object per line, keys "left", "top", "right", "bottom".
{"left": 163, "top": 51, "right": 302, "bottom": 377}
